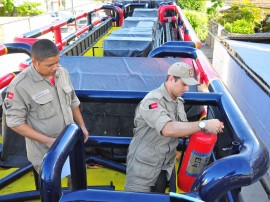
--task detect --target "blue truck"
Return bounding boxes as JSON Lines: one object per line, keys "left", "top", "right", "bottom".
{"left": 0, "top": 1, "right": 269, "bottom": 201}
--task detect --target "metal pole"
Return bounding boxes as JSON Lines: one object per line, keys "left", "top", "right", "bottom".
{"left": 71, "top": 0, "right": 74, "bottom": 13}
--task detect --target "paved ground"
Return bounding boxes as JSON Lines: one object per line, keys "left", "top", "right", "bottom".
{"left": 242, "top": 181, "right": 269, "bottom": 202}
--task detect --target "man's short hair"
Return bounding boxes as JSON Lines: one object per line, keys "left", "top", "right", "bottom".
{"left": 166, "top": 75, "right": 181, "bottom": 82}
{"left": 31, "top": 39, "right": 60, "bottom": 62}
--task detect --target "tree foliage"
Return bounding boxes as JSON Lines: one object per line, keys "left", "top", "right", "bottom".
{"left": 177, "top": 0, "right": 210, "bottom": 41}
{"left": 184, "top": 10, "right": 209, "bottom": 41}
{"left": 261, "top": 17, "right": 270, "bottom": 32}
{"left": 16, "top": 1, "right": 43, "bottom": 16}
{"left": 225, "top": 19, "right": 254, "bottom": 34}
{"left": 177, "top": 0, "right": 207, "bottom": 12}
{"left": 218, "top": 0, "right": 264, "bottom": 33}
{"left": 207, "top": 0, "right": 223, "bottom": 16}
{"left": 0, "top": 0, "right": 43, "bottom": 16}
{"left": 0, "top": 0, "right": 15, "bottom": 16}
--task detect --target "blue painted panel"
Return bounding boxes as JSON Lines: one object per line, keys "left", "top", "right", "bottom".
{"left": 213, "top": 41, "right": 270, "bottom": 174}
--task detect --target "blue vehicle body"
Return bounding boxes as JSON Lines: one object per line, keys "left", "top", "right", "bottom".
{"left": 0, "top": 1, "right": 269, "bottom": 201}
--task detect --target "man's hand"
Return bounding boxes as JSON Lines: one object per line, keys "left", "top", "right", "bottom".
{"left": 44, "top": 137, "right": 56, "bottom": 148}
{"left": 81, "top": 126, "right": 89, "bottom": 143}
{"left": 205, "top": 119, "right": 224, "bottom": 134}
{"left": 11, "top": 124, "right": 57, "bottom": 148}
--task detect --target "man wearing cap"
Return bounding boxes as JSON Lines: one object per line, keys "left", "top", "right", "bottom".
{"left": 124, "top": 62, "right": 224, "bottom": 193}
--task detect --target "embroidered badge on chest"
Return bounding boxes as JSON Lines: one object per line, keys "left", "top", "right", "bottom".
{"left": 149, "top": 102, "right": 158, "bottom": 109}
{"left": 32, "top": 89, "right": 50, "bottom": 100}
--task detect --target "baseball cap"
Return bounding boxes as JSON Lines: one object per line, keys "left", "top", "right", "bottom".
{"left": 167, "top": 62, "right": 199, "bottom": 85}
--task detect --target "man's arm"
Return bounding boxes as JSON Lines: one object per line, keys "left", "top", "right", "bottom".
{"left": 139, "top": 98, "right": 224, "bottom": 137}
{"left": 11, "top": 123, "right": 55, "bottom": 148}
{"left": 72, "top": 106, "right": 89, "bottom": 142}
{"left": 162, "top": 119, "right": 224, "bottom": 137}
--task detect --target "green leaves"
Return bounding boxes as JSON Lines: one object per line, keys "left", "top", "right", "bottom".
{"left": 218, "top": 1, "right": 264, "bottom": 34}
{"left": 177, "top": 0, "right": 207, "bottom": 12}
{"left": 184, "top": 10, "right": 209, "bottom": 41}
{"left": 0, "top": 0, "right": 43, "bottom": 16}
{"left": 176, "top": 0, "right": 221, "bottom": 40}
{"left": 0, "top": 0, "right": 15, "bottom": 16}
{"left": 16, "top": 1, "right": 43, "bottom": 16}
{"left": 225, "top": 20, "right": 255, "bottom": 34}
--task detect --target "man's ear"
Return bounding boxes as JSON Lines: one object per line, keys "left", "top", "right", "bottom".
{"left": 168, "top": 75, "right": 174, "bottom": 82}
{"left": 31, "top": 58, "right": 38, "bottom": 67}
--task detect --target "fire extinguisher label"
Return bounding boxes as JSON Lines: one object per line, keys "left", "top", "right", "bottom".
{"left": 186, "top": 150, "right": 211, "bottom": 177}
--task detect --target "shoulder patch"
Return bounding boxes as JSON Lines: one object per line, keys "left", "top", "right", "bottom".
{"left": 149, "top": 102, "right": 158, "bottom": 109}
{"left": 7, "top": 92, "right": 14, "bottom": 100}
{"left": 4, "top": 100, "right": 12, "bottom": 109}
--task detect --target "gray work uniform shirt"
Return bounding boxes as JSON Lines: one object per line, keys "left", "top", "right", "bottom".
{"left": 125, "top": 84, "right": 187, "bottom": 192}
{"left": 3, "top": 64, "right": 80, "bottom": 171}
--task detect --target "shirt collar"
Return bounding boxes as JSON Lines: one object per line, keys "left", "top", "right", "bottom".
{"left": 160, "top": 83, "right": 174, "bottom": 102}
{"left": 29, "top": 64, "right": 43, "bottom": 82}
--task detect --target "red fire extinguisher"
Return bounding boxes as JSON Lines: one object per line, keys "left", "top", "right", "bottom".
{"left": 178, "top": 131, "right": 217, "bottom": 192}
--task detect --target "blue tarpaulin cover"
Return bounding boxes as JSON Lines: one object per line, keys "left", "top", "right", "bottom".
{"left": 60, "top": 56, "right": 197, "bottom": 93}
{"left": 132, "top": 8, "right": 158, "bottom": 17}
{"left": 103, "top": 9, "right": 158, "bottom": 57}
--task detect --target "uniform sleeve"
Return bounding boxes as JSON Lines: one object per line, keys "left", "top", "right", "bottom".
{"left": 139, "top": 98, "right": 172, "bottom": 135}
{"left": 70, "top": 86, "right": 80, "bottom": 109}
{"left": 64, "top": 68, "right": 80, "bottom": 109}
{"left": 3, "top": 84, "right": 27, "bottom": 128}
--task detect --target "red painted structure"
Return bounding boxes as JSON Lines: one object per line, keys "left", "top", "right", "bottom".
{"left": 13, "top": 5, "right": 123, "bottom": 51}
{"left": 178, "top": 132, "right": 217, "bottom": 192}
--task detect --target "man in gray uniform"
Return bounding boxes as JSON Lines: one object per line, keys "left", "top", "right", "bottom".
{"left": 125, "top": 62, "right": 224, "bottom": 193}
{"left": 3, "top": 39, "right": 88, "bottom": 174}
